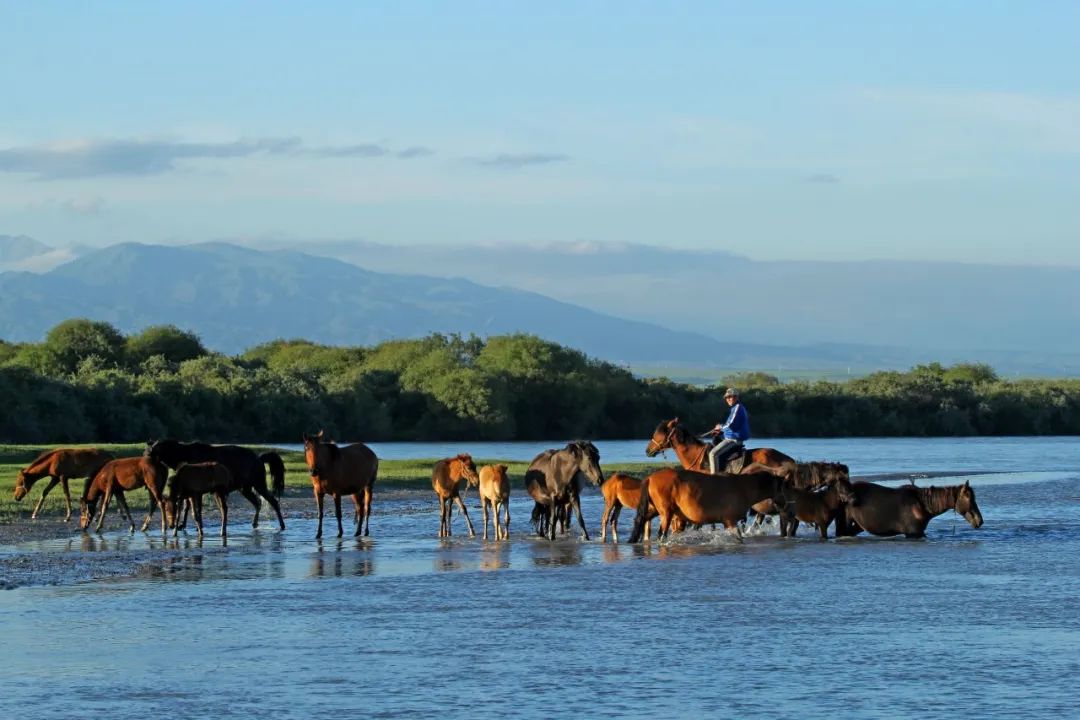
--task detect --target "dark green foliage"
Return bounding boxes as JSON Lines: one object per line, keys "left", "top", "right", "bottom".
{"left": 0, "top": 320, "right": 1077, "bottom": 443}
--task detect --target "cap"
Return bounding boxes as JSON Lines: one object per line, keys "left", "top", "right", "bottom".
{"left": 723, "top": 387, "right": 739, "bottom": 398}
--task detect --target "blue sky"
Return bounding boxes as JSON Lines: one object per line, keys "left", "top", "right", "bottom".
{"left": 1, "top": 1, "right": 1078, "bottom": 264}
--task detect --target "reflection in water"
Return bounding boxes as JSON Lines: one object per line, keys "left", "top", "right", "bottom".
{"left": 479, "top": 542, "right": 511, "bottom": 571}
{"left": 310, "top": 539, "right": 376, "bottom": 578}
{"left": 529, "top": 540, "right": 583, "bottom": 568}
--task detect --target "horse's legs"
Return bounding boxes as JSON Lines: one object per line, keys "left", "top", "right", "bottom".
{"left": 254, "top": 484, "right": 286, "bottom": 531}
{"left": 96, "top": 483, "right": 114, "bottom": 532}
{"left": 453, "top": 493, "right": 476, "bottom": 537}
{"left": 215, "top": 492, "right": 228, "bottom": 538}
{"left": 61, "top": 477, "right": 73, "bottom": 522}
{"left": 114, "top": 490, "right": 135, "bottom": 533}
{"left": 503, "top": 499, "right": 510, "bottom": 540}
{"left": 333, "top": 494, "right": 344, "bottom": 538}
{"left": 31, "top": 476, "right": 61, "bottom": 519}
{"left": 438, "top": 495, "right": 447, "bottom": 537}
{"left": 314, "top": 489, "right": 325, "bottom": 540}
{"left": 142, "top": 479, "right": 167, "bottom": 534}
{"left": 192, "top": 495, "right": 205, "bottom": 537}
{"left": 570, "top": 494, "right": 589, "bottom": 541}
{"left": 362, "top": 483, "right": 373, "bottom": 537}
{"left": 239, "top": 487, "right": 262, "bottom": 528}
{"left": 350, "top": 493, "right": 363, "bottom": 537}
{"left": 481, "top": 496, "right": 490, "bottom": 540}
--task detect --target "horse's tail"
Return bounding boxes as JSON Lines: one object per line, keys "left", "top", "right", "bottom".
{"left": 260, "top": 452, "right": 286, "bottom": 498}
{"left": 627, "top": 476, "right": 652, "bottom": 543}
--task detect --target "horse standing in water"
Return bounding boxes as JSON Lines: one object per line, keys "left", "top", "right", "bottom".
{"left": 432, "top": 454, "right": 480, "bottom": 538}
{"left": 645, "top": 418, "right": 797, "bottom": 480}
{"left": 14, "top": 448, "right": 114, "bottom": 521}
{"left": 302, "top": 431, "right": 379, "bottom": 539}
{"left": 164, "top": 462, "right": 234, "bottom": 538}
{"left": 145, "top": 439, "right": 286, "bottom": 530}
{"left": 478, "top": 464, "right": 511, "bottom": 540}
{"left": 748, "top": 460, "right": 850, "bottom": 528}
{"left": 839, "top": 479, "right": 983, "bottom": 538}
{"left": 80, "top": 456, "right": 169, "bottom": 533}
{"left": 779, "top": 475, "right": 855, "bottom": 539}
{"left": 628, "top": 467, "right": 788, "bottom": 542}
{"left": 524, "top": 440, "right": 604, "bottom": 541}
{"left": 600, "top": 472, "right": 656, "bottom": 543}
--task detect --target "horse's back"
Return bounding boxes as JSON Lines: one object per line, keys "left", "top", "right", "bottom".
{"left": 848, "top": 481, "right": 926, "bottom": 536}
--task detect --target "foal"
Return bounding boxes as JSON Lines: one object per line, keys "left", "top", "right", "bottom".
{"left": 80, "top": 457, "right": 168, "bottom": 534}
{"left": 164, "top": 462, "right": 233, "bottom": 538}
{"left": 479, "top": 464, "right": 511, "bottom": 540}
{"left": 15, "top": 448, "right": 114, "bottom": 521}
{"left": 601, "top": 472, "right": 654, "bottom": 543}
{"left": 432, "top": 454, "right": 479, "bottom": 538}
{"left": 780, "top": 477, "right": 855, "bottom": 539}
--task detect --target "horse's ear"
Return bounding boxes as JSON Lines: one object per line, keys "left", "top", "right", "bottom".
{"left": 316, "top": 429, "right": 325, "bottom": 439}
{"left": 672, "top": 417, "right": 679, "bottom": 425}
{"left": 964, "top": 480, "right": 971, "bottom": 489}
{"left": 302, "top": 432, "right": 310, "bottom": 442}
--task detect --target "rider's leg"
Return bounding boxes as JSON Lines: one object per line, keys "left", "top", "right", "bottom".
{"left": 708, "top": 439, "right": 737, "bottom": 473}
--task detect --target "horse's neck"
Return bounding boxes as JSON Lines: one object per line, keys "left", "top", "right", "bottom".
{"left": 916, "top": 486, "right": 959, "bottom": 517}
{"left": 672, "top": 433, "right": 708, "bottom": 470}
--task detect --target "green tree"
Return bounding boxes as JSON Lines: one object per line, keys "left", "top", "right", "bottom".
{"left": 41, "top": 318, "right": 126, "bottom": 375}
{"left": 126, "top": 325, "right": 207, "bottom": 365}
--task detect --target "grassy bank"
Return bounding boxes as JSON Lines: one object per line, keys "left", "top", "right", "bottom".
{"left": 0, "top": 443, "right": 661, "bottom": 522}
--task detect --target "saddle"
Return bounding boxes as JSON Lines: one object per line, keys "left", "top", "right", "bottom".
{"left": 714, "top": 444, "right": 749, "bottom": 474}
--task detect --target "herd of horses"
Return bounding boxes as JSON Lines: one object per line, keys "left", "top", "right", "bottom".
{"left": 10, "top": 417, "right": 984, "bottom": 543}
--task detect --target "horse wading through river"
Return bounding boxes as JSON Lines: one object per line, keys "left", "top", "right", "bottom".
{"left": 523, "top": 441, "right": 604, "bottom": 541}
{"left": 303, "top": 431, "right": 379, "bottom": 539}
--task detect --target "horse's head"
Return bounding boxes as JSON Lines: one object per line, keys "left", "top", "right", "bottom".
{"left": 570, "top": 441, "right": 604, "bottom": 486}
{"left": 645, "top": 418, "right": 679, "bottom": 458}
{"left": 13, "top": 470, "right": 28, "bottom": 501}
{"left": 821, "top": 462, "right": 850, "bottom": 486}
{"left": 955, "top": 480, "right": 983, "bottom": 529}
{"left": 454, "top": 454, "right": 480, "bottom": 487}
{"left": 302, "top": 430, "right": 332, "bottom": 477}
{"left": 144, "top": 438, "right": 176, "bottom": 467}
{"left": 79, "top": 496, "right": 96, "bottom": 530}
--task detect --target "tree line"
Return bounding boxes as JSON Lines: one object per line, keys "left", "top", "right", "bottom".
{"left": 0, "top": 319, "right": 1077, "bottom": 443}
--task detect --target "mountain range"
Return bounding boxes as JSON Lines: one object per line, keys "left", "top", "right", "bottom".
{"left": 2, "top": 235, "right": 1078, "bottom": 377}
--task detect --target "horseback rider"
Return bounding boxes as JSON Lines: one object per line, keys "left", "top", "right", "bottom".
{"left": 707, "top": 387, "right": 751, "bottom": 474}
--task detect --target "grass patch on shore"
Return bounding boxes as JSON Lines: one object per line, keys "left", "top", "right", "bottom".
{"left": 0, "top": 443, "right": 662, "bottom": 522}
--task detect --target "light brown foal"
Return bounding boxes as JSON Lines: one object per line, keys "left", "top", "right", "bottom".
{"left": 432, "top": 454, "right": 479, "bottom": 538}
{"left": 479, "top": 464, "right": 511, "bottom": 540}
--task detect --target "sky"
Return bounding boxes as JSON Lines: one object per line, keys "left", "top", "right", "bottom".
{"left": 1, "top": 1, "right": 1078, "bottom": 265}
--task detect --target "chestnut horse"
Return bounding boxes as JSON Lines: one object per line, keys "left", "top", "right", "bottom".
{"left": 779, "top": 476, "right": 855, "bottom": 539}
{"left": 479, "top": 464, "right": 511, "bottom": 540}
{"left": 302, "top": 431, "right": 379, "bottom": 539}
{"left": 14, "top": 448, "right": 114, "bottom": 521}
{"left": 432, "top": 454, "right": 480, "bottom": 538}
{"left": 601, "top": 472, "right": 655, "bottom": 543}
{"left": 164, "top": 462, "right": 233, "bottom": 538}
{"left": 80, "top": 456, "right": 168, "bottom": 534}
{"left": 839, "top": 479, "right": 983, "bottom": 538}
{"left": 645, "top": 417, "right": 797, "bottom": 480}
{"left": 627, "top": 467, "right": 788, "bottom": 543}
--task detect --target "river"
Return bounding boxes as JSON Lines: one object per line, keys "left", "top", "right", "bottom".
{"left": 2, "top": 436, "right": 1078, "bottom": 718}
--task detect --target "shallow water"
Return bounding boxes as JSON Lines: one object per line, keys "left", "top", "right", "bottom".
{"left": 3, "top": 437, "right": 1079, "bottom": 718}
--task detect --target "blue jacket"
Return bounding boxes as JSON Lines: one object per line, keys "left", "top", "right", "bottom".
{"left": 721, "top": 403, "right": 751, "bottom": 442}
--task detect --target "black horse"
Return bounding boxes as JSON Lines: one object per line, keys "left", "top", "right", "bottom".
{"left": 523, "top": 440, "right": 604, "bottom": 541}
{"left": 144, "top": 439, "right": 286, "bottom": 530}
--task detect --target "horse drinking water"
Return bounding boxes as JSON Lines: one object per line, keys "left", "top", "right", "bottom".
{"left": 80, "top": 456, "right": 169, "bottom": 534}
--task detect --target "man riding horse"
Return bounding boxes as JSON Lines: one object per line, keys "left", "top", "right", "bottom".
{"left": 707, "top": 387, "right": 750, "bottom": 474}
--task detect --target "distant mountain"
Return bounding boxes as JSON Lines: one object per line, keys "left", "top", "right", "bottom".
{"left": 0, "top": 241, "right": 819, "bottom": 365}
{"left": 236, "top": 238, "right": 1080, "bottom": 374}
{"left": 0, "top": 234, "right": 86, "bottom": 273}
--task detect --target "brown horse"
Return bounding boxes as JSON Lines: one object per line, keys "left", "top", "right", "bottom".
{"left": 749, "top": 460, "right": 850, "bottom": 527}
{"left": 14, "top": 448, "right": 114, "bottom": 521}
{"left": 479, "top": 464, "right": 511, "bottom": 540}
{"left": 302, "top": 431, "right": 379, "bottom": 539}
{"left": 163, "top": 462, "right": 233, "bottom": 538}
{"left": 600, "top": 472, "right": 655, "bottom": 543}
{"left": 627, "top": 467, "right": 788, "bottom": 542}
{"left": 839, "top": 479, "right": 984, "bottom": 538}
{"left": 780, "top": 476, "right": 855, "bottom": 539}
{"left": 80, "top": 457, "right": 168, "bottom": 534}
{"left": 645, "top": 417, "right": 797, "bottom": 480}
{"left": 432, "top": 454, "right": 480, "bottom": 538}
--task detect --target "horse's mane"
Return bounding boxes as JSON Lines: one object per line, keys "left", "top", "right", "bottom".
{"left": 913, "top": 484, "right": 961, "bottom": 516}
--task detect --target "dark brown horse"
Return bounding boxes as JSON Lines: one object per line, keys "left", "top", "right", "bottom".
{"left": 779, "top": 476, "right": 855, "bottom": 539}
{"left": 145, "top": 439, "right": 286, "bottom": 530}
{"left": 431, "top": 453, "right": 480, "bottom": 538}
{"left": 524, "top": 441, "right": 604, "bottom": 541}
{"left": 645, "top": 417, "right": 797, "bottom": 480}
{"left": 749, "top": 460, "right": 850, "bottom": 528}
{"left": 627, "top": 467, "right": 789, "bottom": 542}
{"left": 163, "top": 462, "right": 233, "bottom": 538}
{"left": 80, "top": 456, "right": 169, "bottom": 533}
{"left": 839, "top": 479, "right": 984, "bottom": 538}
{"left": 14, "top": 448, "right": 114, "bottom": 521}
{"left": 302, "top": 431, "right": 379, "bottom": 539}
